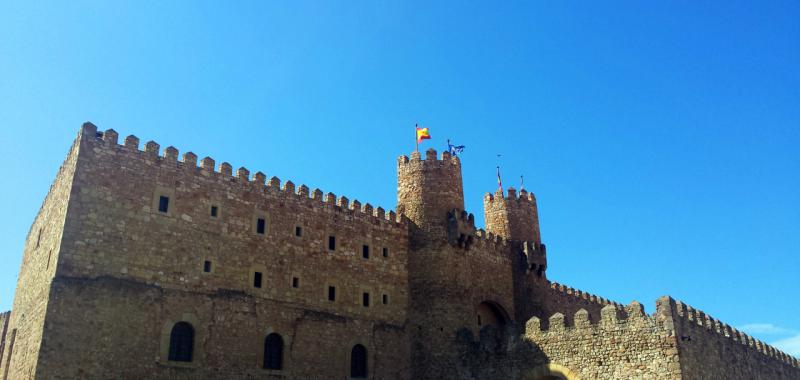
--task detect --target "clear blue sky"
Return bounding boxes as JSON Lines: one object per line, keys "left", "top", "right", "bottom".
{"left": 1, "top": 1, "right": 798, "bottom": 355}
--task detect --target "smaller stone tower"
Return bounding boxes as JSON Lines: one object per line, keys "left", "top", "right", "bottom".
{"left": 484, "top": 188, "right": 546, "bottom": 272}
{"left": 484, "top": 187, "right": 546, "bottom": 275}
{"left": 485, "top": 187, "right": 547, "bottom": 323}
{"left": 483, "top": 187, "right": 541, "bottom": 244}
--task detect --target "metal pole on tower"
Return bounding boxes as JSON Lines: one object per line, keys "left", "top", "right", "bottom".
{"left": 415, "top": 124, "right": 419, "bottom": 152}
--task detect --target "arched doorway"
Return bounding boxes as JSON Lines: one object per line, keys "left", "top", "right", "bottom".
{"left": 475, "top": 301, "right": 510, "bottom": 328}
{"left": 520, "top": 363, "right": 579, "bottom": 380}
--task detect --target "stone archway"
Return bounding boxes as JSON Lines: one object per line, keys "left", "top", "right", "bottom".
{"left": 475, "top": 301, "right": 510, "bottom": 328}
{"left": 520, "top": 363, "right": 579, "bottom": 380}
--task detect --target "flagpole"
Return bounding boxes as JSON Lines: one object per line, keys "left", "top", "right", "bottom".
{"left": 415, "top": 124, "right": 418, "bottom": 152}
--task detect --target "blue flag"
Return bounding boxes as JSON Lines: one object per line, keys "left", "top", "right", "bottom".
{"left": 447, "top": 139, "right": 465, "bottom": 156}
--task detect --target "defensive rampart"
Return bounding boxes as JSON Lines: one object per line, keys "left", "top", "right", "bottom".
{"left": 524, "top": 298, "right": 682, "bottom": 379}
{"left": 667, "top": 298, "right": 799, "bottom": 379}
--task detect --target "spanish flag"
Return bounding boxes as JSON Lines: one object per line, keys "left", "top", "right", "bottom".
{"left": 416, "top": 125, "right": 431, "bottom": 143}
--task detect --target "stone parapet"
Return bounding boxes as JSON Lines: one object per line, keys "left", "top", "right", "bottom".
{"left": 87, "top": 127, "right": 407, "bottom": 229}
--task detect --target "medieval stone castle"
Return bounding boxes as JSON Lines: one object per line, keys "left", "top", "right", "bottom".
{"left": 0, "top": 123, "right": 797, "bottom": 379}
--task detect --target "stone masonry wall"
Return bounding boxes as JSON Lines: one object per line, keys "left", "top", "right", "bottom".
{"left": 0, "top": 311, "right": 9, "bottom": 370}
{"left": 524, "top": 298, "right": 683, "bottom": 379}
{"left": 1, "top": 130, "right": 83, "bottom": 380}
{"left": 514, "top": 274, "right": 624, "bottom": 330}
{"left": 38, "top": 276, "right": 409, "bottom": 379}
{"left": 38, "top": 124, "right": 412, "bottom": 378}
{"left": 668, "top": 299, "right": 800, "bottom": 379}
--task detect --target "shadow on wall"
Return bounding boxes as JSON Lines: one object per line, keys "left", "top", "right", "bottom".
{"left": 456, "top": 322, "right": 577, "bottom": 380}
{"left": 476, "top": 301, "right": 510, "bottom": 329}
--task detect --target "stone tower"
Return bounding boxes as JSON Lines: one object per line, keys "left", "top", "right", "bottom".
{"left": 397, "top": 148, "right": 465, "bottom": 239}
{"left": 484, "top": 187, "right": 541, "bottom": 244}
{"left": 484, "top": 187, "right": 548, "bottom": 322}
{"left": 398, "top": 148, "right": 512, "bottom": 380}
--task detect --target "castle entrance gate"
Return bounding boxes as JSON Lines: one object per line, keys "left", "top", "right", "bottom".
{"left": 519, "top": 363, "right": 579, "bottom": 380}
{"left": 475, "top": 301, "right": 510, "bottom": 328}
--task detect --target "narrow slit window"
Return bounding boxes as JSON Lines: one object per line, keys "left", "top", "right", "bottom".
{"left": 292, "top": 277, "right": 299, "bottom": 288}
{"left": 328, "top": 236, "right": 336, "bottom": 250}
{"left": 210, "top": 205, "right": 218, "bottom": 217}
{"left": 382, "top": 247, "right": 388, "bottom": 257}
{"left": 362, "top": 245, "right": 369, "bottom": 259}
{"left": 295, "top": 226, "right": 302, "bottom": 237}
{"left": 256, "top": 218, "right": 266, "bottom": 234}
{"left": 362, "top": 292, "right": 370, "bottom": 307}
{"left": 203, "top": 260, "right": 212, "bottom": 273}
{"left": 328, "top": 286, "right": 336, "bottom": 301}
{"left": 382, "top": 294, "right": 388, "bottom": 305}
{"left": 158, "top": 196, "right": 170, "bottom": 213}
{"left": 254, "top": 272, "right": 263, "bottom": 288}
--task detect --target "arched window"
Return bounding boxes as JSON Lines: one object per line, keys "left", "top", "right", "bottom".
{"left": 263, "top": 333, "right": 284, "bottom": 370}
{"left": 350, "top": 344, "right": 367, "bottom": 378}
{"left": 168, "top": 322, "right": 194, "bottom": 362}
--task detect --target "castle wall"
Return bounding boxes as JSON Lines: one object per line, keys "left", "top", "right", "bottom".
{"left": 0, "top": 129, "right": 84, "bottom": 380}
{"left": 39, "top": 125, "right": 411, "bottom": 378}
{"left": 0, "top": 311, "right": 9, "bottom": 370}
{"left": 523, "top": 299, "right": 682, "bottom": 379}
{"left": 514, "top": 275, "right": 624, "bottom": 330}
{"left": 669, "top": 300, "right": 800, "bottom": 379}
{"left": 38, "top": 276, "right": 409, "bottom": 379}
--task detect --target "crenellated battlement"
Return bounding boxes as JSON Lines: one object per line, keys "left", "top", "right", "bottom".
{"left": 521, "top": 240, "right": 547, "bottom": 277}
{"left": 670, "top": 299, "right": 799, "bottom": 368}
{"left": 526, "top": 301, "right": 657, "bottom": 335}
{"left": 397, "top": 148, "right": 461, "bottom": 168}
{"left": 546, "top": 281, "right": 624, "bottom": 309}
{"left": 483, "top": 187, "right": 536, "bottom": 205}
{"left": 474, "top": 229, "right": 507, "bottom": 248}
{"left": 82, "top": 123, "right": 406, "bottom": 229}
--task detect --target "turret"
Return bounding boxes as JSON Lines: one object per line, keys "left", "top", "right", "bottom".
{"left": 485, "top": 187, "right": 546, "bottom": 277}
{"left": 397, "top": 148, "right": 464, "bottom": 239}
{"left": 483, "top": 187, "right": 541, "bottom": 244}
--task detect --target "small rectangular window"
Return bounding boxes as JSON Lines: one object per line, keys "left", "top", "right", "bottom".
{"left": 158, "top": 196, "right": 169, "bottom": 213}
{"left": 210, "top": 205, "right": 218, "bottom": 217}
{"left": 254, "top": 272, "right": 263, "bottom": 288}
{"left": 362, "top": 292, "right": 370, "bottom": 307}
{"left": 256, "top": 218, "right": 266, "bottom": 234}
{"left": 362, "top": 245, "right": 370, "bottom": 259}
{"left": 203, "top": 260, "right": 212, "bottom": 273}
{"left": 292, "top": 277, "right": 299, "bottom": 288}
{"left": 295, "top": 226, "right": 302, "bottom": 237}
{"left": 382, "top": 294, "right": 388, "bottom": 305}
{"left": 382, "top": 247, "right": 388, "bottom": 257}
{"left": 328, "top": 286, "right": 336, "bottom": 301}
{"left": 328, "top": 236, "right": 336, "bottom": 250}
